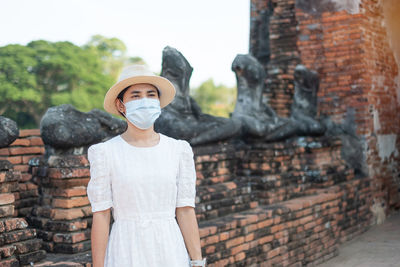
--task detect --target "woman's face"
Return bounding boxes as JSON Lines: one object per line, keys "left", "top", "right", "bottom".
{"left": 122, "top": 83, "right": 159, "bottom": 103}
{"left": 116, "top": 83, "right": 160, "bottom": 115}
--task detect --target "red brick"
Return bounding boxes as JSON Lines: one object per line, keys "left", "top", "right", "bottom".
{"left": 231, "top": 243, "right": 249, "bottom": 255}
{"left": 203, "top": 235, "right": 219, "bottom": 246}
{"left": 53, "top": 229, "right": 90, "bottom": 244}
{"left": 8, "top": 146, "right": 43, "bottom": 155}
{"left": 0, "top": 257, "right": 19, "bottom": 266}
{"left": 0, "top": 244, "right": 16, "bottom": 257}
{"left": 0, "top": 193, "right": 15, "bottom": 205}
{"left": 226, "top": 236, "right": 244, "bottom": 248}
{"left": 19, "top": 129, "right": 40, "bottom": 137}
{"left": 244, "top": 232, "right": 254, "bottom": 242}
{"left": 13, "top": 165, "right": 29, "bottom": 172}
{"left": 0, "top": 148, "right": 10, "bottom": 156}
{"left": 22, "top": 155, "right": 38, "bottom": 164}
{"left": 0, "top": 205, "right": 14, "bottom": 218}
{"left": 258, "top": 235, "right": 273, "bottom": 245}
{"left": 257, "top": 218, "right": 273, "bottom": 229}
{"left": 234, "top": 251, "right": 246, "bottom": 261}
{"left": 219, "top": 232, "right": 230, "bottom": 241}
{"left": 1, "top": 218, "right": 28, "bottom": 232}
{"left": 9, "top": 139, "right": 30, "bottom": 147}
{"left": 47, "top": 168, "right": 90, "bottom": 179}
{"left": 6, "top": 156, "right": 22, "bottom": 165}
{"left": 29, "top": 137, "right": 44, "bottom": 146}
{"left": 205, "top": 245, "right": 215, "bottom": 254}
{"left": 52, "top": 196, "right": 89, "bottom": 209}
{"left": 51, "top": 207, "right": 85, "bottom": 220}
{"left": 50, "top": 186, "right": 88, "bottom": 198}
{"left": 267, "top": 247, "right": 281, "bottom": 259}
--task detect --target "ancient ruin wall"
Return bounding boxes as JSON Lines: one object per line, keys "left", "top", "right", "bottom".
{"left": 250, "top": 0, "right": 400, "bottom": 210}
{"left": 0, "top": 129, "right": 44, "bottom": 217}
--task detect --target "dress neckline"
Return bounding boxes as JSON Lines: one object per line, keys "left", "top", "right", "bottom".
{"left": 118, "top": 133, "right": 163, "bottom": 149}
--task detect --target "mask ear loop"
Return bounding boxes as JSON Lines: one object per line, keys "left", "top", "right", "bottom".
{"left": 118, "top": 99, "right": 127, "bottom": 117}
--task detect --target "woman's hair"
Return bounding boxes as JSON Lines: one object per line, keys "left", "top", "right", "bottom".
{"left": 116, "top": 84, "right": 160, "bottom": 117}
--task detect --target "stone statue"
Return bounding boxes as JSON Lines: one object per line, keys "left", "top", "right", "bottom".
{"left": 0, "top": 116, "right": 19, "bottom": 148}
{"left": 321, "top": 107, "right": 366, "bottom": 176}
{"left": 230, "top": 54, "right": 292, "bottom": 141}
{"left": 231, "top": 56, "right": 325, "bottom": 142}
{"left": 154, "top": 46, "right": 241, "bottom": 145}
{"left": 40, "top": 104, "right": 126, "bottom": 151}
{"left": 289, "top": 65, "right": 326, "bottom": 136}
{"left": 249, "top": 0, "right": 274, "bottom": 64}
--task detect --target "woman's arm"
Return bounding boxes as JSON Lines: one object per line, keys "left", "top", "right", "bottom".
{"left": 91, "top": 209, "right": 111, "bottom": 267}
{"left": 176, "top": 206, "right": 202, "bottom": 264}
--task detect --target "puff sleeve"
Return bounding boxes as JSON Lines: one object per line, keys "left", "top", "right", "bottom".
{"left": 176, "top": 140, "right": 197, "bottom": 208}
{"left": 86, "top": 143, "right": 113, "bottom": 213}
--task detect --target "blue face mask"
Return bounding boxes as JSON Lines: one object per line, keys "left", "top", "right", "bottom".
{"left": 120, "top": 98, "right": 161, "bottom": 129}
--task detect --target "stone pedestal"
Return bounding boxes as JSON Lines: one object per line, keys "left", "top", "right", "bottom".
{"left": 0, "top": 160, "right": 46, "bottom": 266}
{"left": 28, "top": 155, "right": 92, "bottom": 254}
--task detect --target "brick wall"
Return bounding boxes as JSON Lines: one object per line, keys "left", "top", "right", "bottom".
{"left": 194, "top": 136, "right": 371, "bottom": 266}
{"left": 0, "top": 156, "right": 46, "bottom": 265}
{"left": 359, "top": 0, "right": 400, "bottom": 210}
{"left": 23, "top": 133, "right": 372, "bottom": 266}
{"left": 250, "top": 0, "right": 400, "bottom": 211}
{"left": 0, "top": 129, "right": 45, "bottom": 217}
{"left": 28, "top": 153, "right": 92, "bottom": 254}
{"left": 250, "top": 0, "right": 300, "bottom": 118}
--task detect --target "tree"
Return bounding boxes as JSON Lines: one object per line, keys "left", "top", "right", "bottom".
{"left": 191, "top": 79, "right": 236, "bottom": 118}
{"left": 0, "top": 40, "right": 114, "bottom": 128}
{"left": 84, "top": 34, "right": 145, "bottom": 80}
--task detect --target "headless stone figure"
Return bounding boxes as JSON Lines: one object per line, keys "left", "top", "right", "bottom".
{"left": 231, "top": 54, "right": 291, "bottom": 141}
{"left": 154, "top": 46, "right": 241, "bottom": 145}
{"left": 263, "top": 65, "right": 326, "bottom": 141}
{"left": 40, "top": 104, "right": 126, "bottom": 151}
{"left": 231, "top": 55, "right": 325, "bottom": 142}
{"left": 289, "top": 65, "right": 326, "bottom": 135}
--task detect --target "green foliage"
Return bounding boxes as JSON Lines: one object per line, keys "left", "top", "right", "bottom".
{"left": 84, "top": 35, "right": 145, "bottom": 80}
{"left": 191, "top": 79, "right": 236, "bottom": 118}
{"left": 0, "top": 39, "right": 115, "bottom": 128}
{"left": 0, "top": 34, "right": 233, "bottom": 129}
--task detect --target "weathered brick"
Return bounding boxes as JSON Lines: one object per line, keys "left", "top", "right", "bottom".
{"left": 51, "top": 196, "right": 90, "bottom": 209}
{"left": 47, "top": 168, "right": 90, "bottom": 179}
{"left": 53, "top": 229, "right": 91, "bottom": 244}
{"left": 0, "top": 194, "right": 15, "bottom": 205}
{"left": 8, "top": 146, "right": 43, "bottom": 155}
{"left": 0, "top": 205, "right": 14, "bottom": 218}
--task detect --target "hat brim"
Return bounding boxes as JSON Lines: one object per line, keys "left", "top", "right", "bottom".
{"left": 104, "top": 75, "right": 176, "bottom": 116}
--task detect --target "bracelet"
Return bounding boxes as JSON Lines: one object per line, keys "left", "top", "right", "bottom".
{"left": 190, "top": 257, "right": 206, "bottom": 267}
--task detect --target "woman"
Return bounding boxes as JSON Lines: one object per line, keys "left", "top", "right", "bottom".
{"left": 86, "top": 65, "right": 206, "bottom": 267}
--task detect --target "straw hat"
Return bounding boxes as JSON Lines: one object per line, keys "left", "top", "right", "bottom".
{"left": 104, "top": 64, "right": 176, "bottom": 116}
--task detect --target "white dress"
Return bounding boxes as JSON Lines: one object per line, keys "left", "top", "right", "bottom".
{"left": 86, "top": 133, "right": 197, "bottom": 267}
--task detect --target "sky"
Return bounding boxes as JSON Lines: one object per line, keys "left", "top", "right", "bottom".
{"left": 0, "top": 0, "right": 250, "bottom": 88}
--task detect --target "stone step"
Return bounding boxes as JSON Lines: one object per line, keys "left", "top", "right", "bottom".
{"left": 196, "top": 180, "right": 258, "bottom": 221}
{"left": 196, "top": 184, "right": 368, "bottom": 266}
{"left": 194, "top": 165, "right": 355, "bottom": 221}
{"left": 255, "top": 170, "right": 354, "bottom": 203}
{"left": 33, "top": 251, "right": 92, "bottom": 267}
